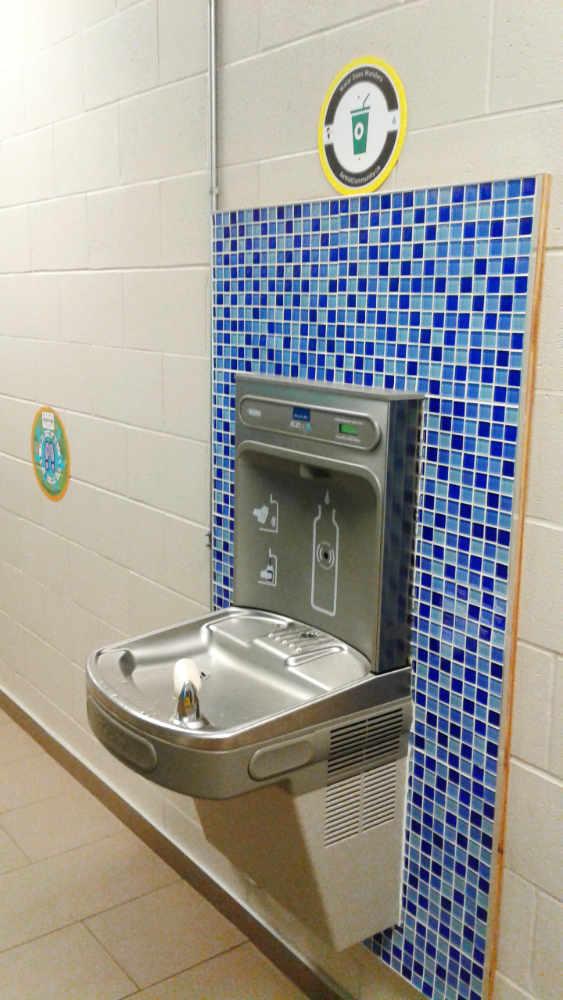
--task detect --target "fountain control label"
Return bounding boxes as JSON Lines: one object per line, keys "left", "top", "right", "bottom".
{"left": 318, "top": 56, "right": 407, "bottom": 195}
{"left": 31, "top": 406, "right": 70, "bottom": 501}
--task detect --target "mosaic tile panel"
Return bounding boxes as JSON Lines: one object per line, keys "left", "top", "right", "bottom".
{"left": 211, "top": 177, "right": 539, "bottom": 1000}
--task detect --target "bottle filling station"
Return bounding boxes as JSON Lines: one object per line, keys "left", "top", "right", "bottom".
{"left": 87, "top": 376, "right": 423, "bottom": 949}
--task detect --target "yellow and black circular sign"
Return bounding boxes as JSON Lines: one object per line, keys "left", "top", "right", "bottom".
{"left": 318, "top": 56, "right": 407, "bottom": 195}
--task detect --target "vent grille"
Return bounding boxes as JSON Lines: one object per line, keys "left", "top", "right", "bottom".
{"left": 324, "top": 760, "right": 397, "bottom": 846}
{"left": 327, "top": 708, "right": 403, "bottom": 783}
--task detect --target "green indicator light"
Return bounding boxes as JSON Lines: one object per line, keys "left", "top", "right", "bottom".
{"left": 338, "top": 422, "right": 359, "bottom": 436}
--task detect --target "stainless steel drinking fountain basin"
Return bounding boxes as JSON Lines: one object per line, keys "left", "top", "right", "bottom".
{"left": 86, "top": 607, "right": 411, "bottom": 799}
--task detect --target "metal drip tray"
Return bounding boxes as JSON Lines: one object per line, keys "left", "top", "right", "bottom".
{"left": 86, "top": 608, "right": 411, "bottom": 799}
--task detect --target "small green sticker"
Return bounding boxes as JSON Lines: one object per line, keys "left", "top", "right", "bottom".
{"left": 31, "top": 407, "right": 70, "bottom": 501}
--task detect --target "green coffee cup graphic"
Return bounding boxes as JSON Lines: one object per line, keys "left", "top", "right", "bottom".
{"left": 351, "top": 103, "right": 370, "bottom": 155}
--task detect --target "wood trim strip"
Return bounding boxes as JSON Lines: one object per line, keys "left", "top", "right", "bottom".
{"left": 0, "top": 689, "right": 344, "bottom": 1000}
{"left": 485, "top": 174, "right": 552, "bottom": 999}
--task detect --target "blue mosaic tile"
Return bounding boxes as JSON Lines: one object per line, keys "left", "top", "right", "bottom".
{"left": 211, "top": 177, "right": 539, "bottom": 1000}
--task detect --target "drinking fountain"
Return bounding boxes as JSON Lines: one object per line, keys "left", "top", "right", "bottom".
{"left": 86, "top": 375, "right": 423, "bottom": 947}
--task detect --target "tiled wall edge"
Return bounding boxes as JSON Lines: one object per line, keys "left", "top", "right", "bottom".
{"left": 482, "top": 174, "right": 552, "bottom": 999}
{"left": 212, "top": 173, "right": 549, "bottom": 225}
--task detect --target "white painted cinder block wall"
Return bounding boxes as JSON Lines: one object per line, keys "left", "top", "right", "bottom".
{"left": 0, "top": 2, "right": 560, "bottom": 998}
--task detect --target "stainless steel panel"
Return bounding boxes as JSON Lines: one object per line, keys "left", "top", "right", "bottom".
{"left": 235, "top": 376, "right": 423, "bottom": 669}
{"left": 239, "top": 393, "right": 381, "bottom": 450}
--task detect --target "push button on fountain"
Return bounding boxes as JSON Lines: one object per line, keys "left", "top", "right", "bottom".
{"left": 249, "top": 738, "right": 315, "bottom": 781}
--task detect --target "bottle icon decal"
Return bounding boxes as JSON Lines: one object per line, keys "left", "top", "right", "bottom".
{"left": 258, "top": 548, "right": 278, "bottom": 587}
{"left": 311, "top": 491, "right": 339, "bottom": 616}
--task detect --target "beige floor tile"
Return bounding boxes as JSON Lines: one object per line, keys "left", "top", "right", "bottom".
{"left": 0, "top": 718, "right": 25, "bottom": 740}
{"left": 0, "top": 724, "right": 43, "bottom": 766}
{"left": 0, "top": 753, "right": 77, "bottom": 813}
{"left": 133, "top": 941, "right": 307, "bottom": 999}
{"left": 0, "top": 785, "right": 123, "bottom": 861}
{"left": 0, "top": 716, "right": 23, "bottom": 735}
{"left": 0, "top": 828, "right": 28, "bottom": 875}
{"left": 0, "top": 829, "right": 177, "bottom": 952}
{"left": 0, "top": 923, "right": 135, "bottom": 999}
{"left": 86, "top": 880, "right": 245, "bottom": 988}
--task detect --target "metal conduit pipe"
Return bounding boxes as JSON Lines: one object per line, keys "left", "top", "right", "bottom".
{"left": 208, "top": 0, "right": 217, "bottom": 607}
{"left": 208, "top": 0, "right": 218, "bottom": 214}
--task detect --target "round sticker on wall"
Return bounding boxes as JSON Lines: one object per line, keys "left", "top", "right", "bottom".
{"left": 31, "top": 406, "right": 70, "bottom": 501}
{"left": 318, "top": 56, "right": 407, "bottom": 195}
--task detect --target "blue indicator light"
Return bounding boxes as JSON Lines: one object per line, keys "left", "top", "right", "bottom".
{"left": 292, "top": 406, "right": 311, "bottom": 422}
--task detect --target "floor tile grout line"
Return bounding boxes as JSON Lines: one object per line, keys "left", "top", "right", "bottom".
{"left": 0, "top": 736, "right": 248, "bottom": 976}
{"left": 0, "top": 819, "right": 176, "bottom": 882}
{"left": 0, "top": 865, "right": 177, "bottom": 962}
{"left": 80, "top": 919, "right": 139, "bottom": 992}
{"left": 80, "top": 875, "right": 225, "bottom": 944}
{"left": 0, "top": 742, "right": 87, "bottom": 819}
{"left": 0, "top": 821, "right": 128, "bottom": 868}
{"left": 0, "top": 918, "right": 107, "bottom": 964}
{"left": 80, "top": 874, "right": 189, "bottom": 932}
{"left": 0, "top": 822, "right": 33, "bottom": 869}
{"left": 0, "top": 855, "right": 31, "bottom": 877}
{"left": 125, "top": 940, "right": 254, "bottom": 999}
{"left": 0, "top": 729, "right": 262, "bottom": 992}
{"left": 155, "top": 940, "right": 256, "bottom": 991}
{"left": 0, "top": 774, "right": 113, "bottom": 815}
{"left": 0, "top": 756, "right": 125, "bottom": 833}
{"left": 85, "top": 915, "right": 249, "bottom": 995}
{"left": 0, "top": 788, "right": 81, "bottom": 821}
{"left": 0, "top": 735, "right": 181, "bottom": 955}
{"left": 0, "top": 918, "right": 137, "bottom": 995}
{"left": 0, "top": 689, "right": 344, "bottom": 1000}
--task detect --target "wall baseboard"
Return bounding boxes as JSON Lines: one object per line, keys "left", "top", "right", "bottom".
{"left": 0, "top": 688, "right": 347, "bottom": 1000}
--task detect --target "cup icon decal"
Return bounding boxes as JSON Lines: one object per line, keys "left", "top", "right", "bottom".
{"left": 252, "top": 494, "right": 279, "bottom": 533}
{"left": 351, "top": 97, "right": 370, "bottom": 155}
